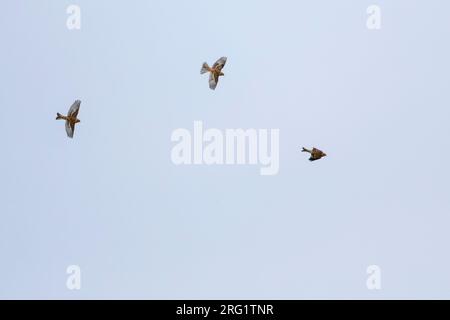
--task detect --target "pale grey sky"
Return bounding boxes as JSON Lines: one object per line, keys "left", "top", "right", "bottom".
{"left": 0, "top": 0, "right": 449, "bottom": 299}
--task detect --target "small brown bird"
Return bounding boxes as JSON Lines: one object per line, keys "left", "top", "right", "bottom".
{"left": 200, "top": 57, "right": 227, "bottom": 90}
{"left": 56, "top": 100, "right": 81, "bottom": 138}
{"left": 302, "top": 147, "right": 327, "bottom": 161}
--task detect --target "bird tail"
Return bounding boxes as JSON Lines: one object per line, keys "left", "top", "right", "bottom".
{"left": 56, "top": 113, "right": 63, "bottom": 120}
{"left": 200, "top": 62, "right": 210, "bottom": 74}
{"left": 302, "top": 147, "right": 311, "bottom": 153}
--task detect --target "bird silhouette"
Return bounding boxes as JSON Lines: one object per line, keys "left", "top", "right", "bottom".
{"left": 56, "top": 100, "right": 81, "bottom": 138}
{"left": 200, "top": 57, "right": 227, "bottom": 90}
{"left": 302, "top": 147, "right": 327, "bottom": 161}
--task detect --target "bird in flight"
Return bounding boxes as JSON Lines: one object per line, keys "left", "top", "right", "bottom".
{"left": 302, "top": 147, "right": 327, "bottom": 161}
{"left": 56, "top": 100, "right": 81, "bottom": 138}
{"left": 200, "top": 57, "right": 227, "bottom": 90}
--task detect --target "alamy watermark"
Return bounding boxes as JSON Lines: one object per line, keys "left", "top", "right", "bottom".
{"left": 66, "top": 5, "right": 81, "bottom": 30}
{"left": 366, "top": 265, "right": 381, "bottom": 290}
{"left": 66, "top": 265, "right": 81, "bottom": 290}
{"left": 366, "top": 5, "right": 381, "bottom": 30}
{"left": 171, "top": 121, "right": 280, "bottom": 176}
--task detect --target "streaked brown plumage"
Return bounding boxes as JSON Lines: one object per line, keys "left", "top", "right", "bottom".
{"left": 200, "top": 57, "right": 227, "bottom": 90}
{"left": 302, "top": 147, "right": 327, "bottom": 161}
{"left": 56, "top": 100, "right": 81, "bottom": 138}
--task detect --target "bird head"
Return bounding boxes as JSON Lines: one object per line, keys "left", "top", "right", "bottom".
{"left": 76, "top": 119, "right": 81, "bottom": 123}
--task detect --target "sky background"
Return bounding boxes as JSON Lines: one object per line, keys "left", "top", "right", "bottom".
{"left": 0, "top": 0, "right": 449, "bottom": 299}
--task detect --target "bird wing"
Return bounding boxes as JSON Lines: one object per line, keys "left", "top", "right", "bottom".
{"left": 209, "top": 72, "right": 219, "bottom": 90}
{"left": 68, "top": 100, "right": 81, "bottom": 118}
{"left": 65, "top": 120, "right": 75, "bottom": 138}
{"left": 212, "top": 57, "right": 227, "bottom": 71}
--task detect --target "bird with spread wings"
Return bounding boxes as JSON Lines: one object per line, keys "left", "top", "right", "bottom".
{"left": 56, "top": 100, "right": 81, "bottom": 138}
{"left": 200, "top": 57, "right": 227, "bottom": 90}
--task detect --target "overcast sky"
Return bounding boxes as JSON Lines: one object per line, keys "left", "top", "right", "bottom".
{"left": 0, "top": 0, "right": 449, "bottom": 299}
